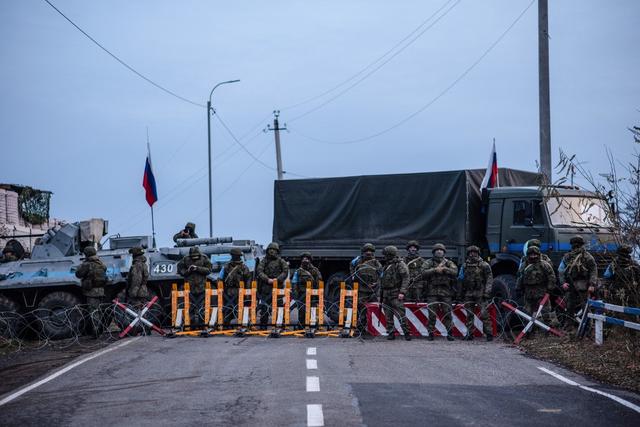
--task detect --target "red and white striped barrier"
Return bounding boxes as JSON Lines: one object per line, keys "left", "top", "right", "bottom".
{"left": 113, "top": 296, "right": 166, "bottom": 338}
{"left": 501, "top": 295, "right": 564, "bottom": 341}
{"left": 365, "top": 302, "right": 497, "bottom": 337}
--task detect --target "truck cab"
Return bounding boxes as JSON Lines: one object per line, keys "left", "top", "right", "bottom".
{"left": 486, "top": 186, "right": 617, "bottom": 299}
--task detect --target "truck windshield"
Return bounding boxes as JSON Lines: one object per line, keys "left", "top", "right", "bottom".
{"left": 546, "top": 196, "right": 613, "bottom": 227}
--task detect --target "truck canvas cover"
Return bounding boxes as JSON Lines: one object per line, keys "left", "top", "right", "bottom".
{"left": 273, "top": 168, "right": 539, "bottom": 252}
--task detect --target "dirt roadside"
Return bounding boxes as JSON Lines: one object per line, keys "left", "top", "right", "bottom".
{"left": 519, "top": 331, "right": 640, "bottom": 393}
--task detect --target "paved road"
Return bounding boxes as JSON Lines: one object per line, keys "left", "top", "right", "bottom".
{"left": 0, "top": 336, "right": 639, "bottom": 426}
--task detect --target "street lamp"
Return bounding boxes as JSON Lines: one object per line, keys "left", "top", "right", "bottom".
{"left": 207, "top": 79, "right": 240, "bottom": 237}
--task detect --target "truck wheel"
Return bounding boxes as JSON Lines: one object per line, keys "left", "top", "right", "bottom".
{"left": 37, "top": 292, "right": 83, "bottom": 340}
{"left": 325, "top": 272, "right": 349, "bottom": 324}
{"left": 492, "top": 274, "right": 517, "bottom": 301}
{"left": 0, "top": 295, "right": 21, "bottom": 338}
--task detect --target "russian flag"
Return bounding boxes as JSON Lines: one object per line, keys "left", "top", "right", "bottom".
{"left": 481, "top": 141, "right": 499, "bottom": 190}
{"left": 142, "top": 146, "right": 158, "bottom": 207}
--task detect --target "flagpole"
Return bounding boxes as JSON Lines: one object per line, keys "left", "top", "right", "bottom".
{"left": 147, "top": 128, "right": 157, "bottom": 249}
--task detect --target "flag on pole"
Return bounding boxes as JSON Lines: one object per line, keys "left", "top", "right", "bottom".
{"left": 142, "top": 144, "right": 158, "bottom": 207}
{"left": 481, "top": 141, "right": 499, "bottom": 190}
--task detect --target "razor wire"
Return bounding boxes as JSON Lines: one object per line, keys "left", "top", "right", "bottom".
{"left": 0, "top": 297, "right": 584, "bottom": 352}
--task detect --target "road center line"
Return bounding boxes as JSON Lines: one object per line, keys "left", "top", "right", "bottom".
{"left": 306, "top": 347, "right": 317, "bottom": 356}
{"left": 306, "top": 359, "right": 318, "bottom": 370}
{"left": 307, "top": 404, "right": 324, "bottom": 426}
{"left": 306, "top": 376, "right": 320, "bottom": 392}
{"left": 0, "top": 337, "right": 140, "bottom": 407}
{"left": 538, "top": 367, "right": 640, "bottom": 414}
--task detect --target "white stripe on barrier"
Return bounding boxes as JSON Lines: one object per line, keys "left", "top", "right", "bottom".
{"left": 370, "top": 312, "right": 388, "bottom": 336}
{"left": 310, "top": 307, "right": 317, "bottom": 326}
{"left": 307, "top": 404, "right": 324, "bottom": 427}
{"left": 588, "top": 313, "right": 640, "bottom": 332}
{"left": 307, "top": 347, "right": 317, "bottom": 356}
{"left": 306, "top": 359, "right": 318, "bottom": 370}
{"left": 175, "top": 309, "right": 183, "bottom": 327}
{"left": 590, "top": 300, "right": 640, "bottom": 316}
{"left": 345, "top": 308, "right": 353, "bottom": 328}
{"left": 452, "top": 310, "right": 467, "bottom": 336}
{"left": 0, "top": 337, "right": 140, "bottom": 407}
{"left": 276, "top": 307, "right": 284, "bottom": 326}
{"left": 405, "top": 308, "right": 429, "bottom": 336}
{"left": 242, "top": 307, "right": 249, "bottom": 326}
{"left": 393, "top": 316, "right": 405, "bottom": 335}
{"left": 473, "top": 311, "right": 483, "bottom": 334}
{"left": 209, "top": 307, "right": 218, "bottom": 327}
{"left": 538, "top": 367, "right": 640, "bottom": 414}
{"left": 306, "top": 376, "right": 320, "bottom": 392}
{"left": 435, "top": 317, "right": 448, "bottom": 336}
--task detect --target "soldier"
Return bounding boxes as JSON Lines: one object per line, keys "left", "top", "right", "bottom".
{"left": 291, "top": 252, "right": 322, "bottom": 328}
{"left": 75, "top": 246, "right": 108, "bottom": 336}
{"left": 517, "top": 239, "right": 552, "bottom": 277}
{"left": 350, "top": 243, "right": 382, "bottom": 304}
{"left": 126, "top": 246, "right": 149, "bottom": 306}
{"left": 458, "top": 245, "right": 494, "bottom": 341}
{"left": 219, "top": 248, "right": 252, "bottom": 326}
{"left": 423, "top": 243, "right": 458, "bottom": 341}
{"left": 380, "top": 246, "right": 411, "bottom": 340}
{"left": 604, "top": 244, "right": 640, "bottom": 308}
{"left": 173, "top": 222, "right": 198, "bottom": 243}
{"left": 177, "top": 246, "right": 212, "bottom": 327}
{"left": 403, "top": 240, "right": 427, "bottom": 302}
{"left": 516, "top": 246, "right": 558, "bottom": 328}
{"left": 256, "top": 242, "right": 289, "bottom": 329}
{"left": 559, "top": 235, "right": 597, "bottom": 316}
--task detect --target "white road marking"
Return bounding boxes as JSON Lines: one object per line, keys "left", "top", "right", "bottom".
{"left": 306, "top": 347, "right": 317, "bottom": 356}
{"left": 538, "top": 367, "right": 640, "bottom": 414}
{"left": 0, "top": 337, "right": 140, "bottom": 407}
{"left": 306, "top": 376, "right": 320, "bottom": 392}
{"left": 307, "top": 404, "right": 324, "bottom": 426}
{"left": 306, "top": 359, "right": 318, "bottom": 370}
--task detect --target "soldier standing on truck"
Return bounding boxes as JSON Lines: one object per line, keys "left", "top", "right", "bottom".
{"left": 423, "top": 243, "right": 457, "bottom": 341}
{"left": 125, "top": 247, "right": 149, "bottom": 306}
{"left": 291, "top": 251, "right": 322, "bottom": 328}
{"left": 75, "top": 246, "right": 108, "bottom": 337}
{"left": 177, "top": 246, "right": 212, "bottom": 328}
{"left": 381, "top": 246, "right": 411, "bottom": 340}
{"left": 559, "top": 235, "right": 597, "bottom": 317}
{"left": 458, "top": 245, "right": 494, "bottom": 341}
{"left": 604, "top": 244, "right": 640, "bottom": 308}
{"left": 173, "top": 222, "right": 198, "bottom": 243}
{"left": 256, "top": 242, "right": 289, "bottom": 329}
{"left": 219, "top": 248, "right": 252, "bottom": 326}
{"left": 516, "top": 246, "right": 559, "bottom": 329}
{"left": 403, "top": 240, "right": 427, "bottom": 302}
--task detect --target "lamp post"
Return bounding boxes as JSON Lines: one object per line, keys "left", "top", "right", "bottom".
{"left": 207, "top": 79, "right": 240, "bottom": 237}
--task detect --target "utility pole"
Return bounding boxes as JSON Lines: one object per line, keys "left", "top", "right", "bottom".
{"left": 538, "top": 0, "right": 552, "bottom": 183}
{"left": 266, "top": 110, "right": 286, "bottom": 180}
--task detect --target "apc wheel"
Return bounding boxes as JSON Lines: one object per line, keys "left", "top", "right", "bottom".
{"left": 492, "top": 274, "right": 517, "bottom": 301}
{"left": 0, "top": 295, "right": 21, "bottom": 338}
{"left": 37, "top": 291, "right": 83, "bottom": 340}
{"left": 325, "top": 271, "right": 348, "bottom": 324}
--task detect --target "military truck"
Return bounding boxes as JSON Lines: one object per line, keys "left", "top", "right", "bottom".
{"left": 272, "top": 168, "right": 617, "bottom": 302}
{"left": 0, "top": 218, "right": 263, "bottom": 338}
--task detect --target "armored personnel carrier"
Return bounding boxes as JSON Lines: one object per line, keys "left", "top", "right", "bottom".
{"left": 0, "top": 218, "right": 263, "bottom": 339}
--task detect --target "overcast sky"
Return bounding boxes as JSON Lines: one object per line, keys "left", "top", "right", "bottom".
{"left": 1, "top": 0, "right": 638, "bottom": 247}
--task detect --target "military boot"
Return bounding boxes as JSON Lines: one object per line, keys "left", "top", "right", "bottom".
{"left": 387, "top": 333, "right": 396, "bottom": 340}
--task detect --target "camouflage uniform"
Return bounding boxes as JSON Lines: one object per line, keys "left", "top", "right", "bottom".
{"left": 380, "top": 246, "right": 411, "bottom": 340}
{"left": 558, "top": 236, "right": 597, "bottom": 316}
{"left": 256, "top": 242, "right": 289, "bottom": 328}
{"left": 458, "top": 246, "right": 493, "bottom": 339}
{"left": 604, "top": 245, "right": 640, "bottom": 308}
{"left": 517, "top": 239, "right": 552, "bottom": 278}
{"left": 517, "top": 246, "right": 558, "bottom": 325}
{"left": 423, "top": 243, "right": 458, "bottom": 340}
{"left": 126, "top": 247, "right": 149, "bottom": 305}
{"left": 75, "top": 247, "right": 107, "bottom": 335}
{"left": 219, "top": 248, "right": 252, "bottom": 325}
{"left": 350, "top": 243, "right": 382, "bottom": 304}
{"left": 291, "top": 252, "right": 322, "bottom": 328}
{"left": 177, "top": 246, "right": 212, "bottom": 327}
{"left": 403, "top": 240, "right": 427, "bottom": 302}
{"left": 173, "top": 222, "right": 198, "bottom": 243}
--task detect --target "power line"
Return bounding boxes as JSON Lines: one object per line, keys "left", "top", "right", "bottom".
{"left": 287, "top": 0, "right": 462, "bottom": 123}
{"left": 290, "top": 0, "right": 536, "bottom": 145}
{"left": 281, "top": 0, "right": 457, "bottom": 113}
{"left": 41, "top": 0, "right": 204, "bottom": 108}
